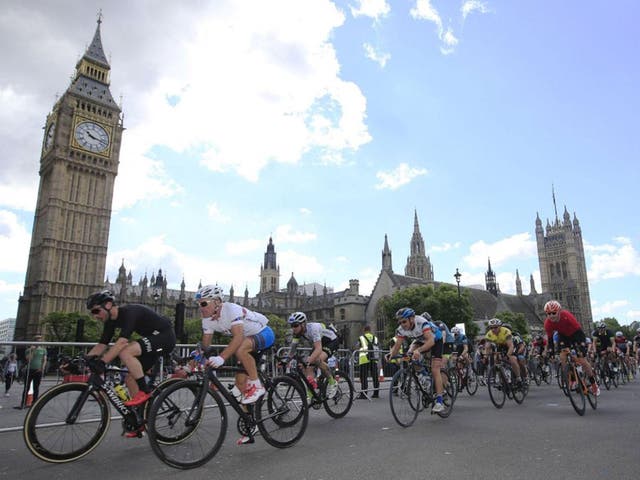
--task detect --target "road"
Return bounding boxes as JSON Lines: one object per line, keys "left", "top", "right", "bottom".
{"left": 1, "top": 377, "right": 639, "bottom": 480}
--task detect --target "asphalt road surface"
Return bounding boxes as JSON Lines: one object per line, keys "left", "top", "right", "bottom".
{"left": 1, "top": 377, "right": 639, "bottom": 480}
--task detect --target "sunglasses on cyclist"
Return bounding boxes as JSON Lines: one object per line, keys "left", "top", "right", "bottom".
{"left": 290, "top": 323, "right": 302, "bottom": 328}
{"left": 199, "top": 301, "right": 211, "bottom": 307}
{"left": 90, "top": 308, "right": 102, "bottom": 315}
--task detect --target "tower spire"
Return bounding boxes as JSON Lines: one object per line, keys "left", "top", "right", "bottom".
{"left": 552, "top": 184, "right": 559, "bottom": 225}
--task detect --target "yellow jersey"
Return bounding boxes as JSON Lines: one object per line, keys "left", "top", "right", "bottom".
{"left": 485, "top": 326, "right": 512, "bottom": 346}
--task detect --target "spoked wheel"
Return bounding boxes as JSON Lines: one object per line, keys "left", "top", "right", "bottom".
{"left": 147, "top": 379, "right": 227, "bottom": 470}
{"left": 562, "top": 365, "right": 585, "bottom": 416}
{"left": 436, "top": 368, "right": 455, "bottom": 418}
{"left": 487, "top": 366, "right": 506, "bottom": 409}
{"left": 321, "top": 370, "right": 354, "bottom": 419}
{"left": 600, "top": 365, "right": 611, "bottom": 390}
{"left": 465, "top": 365, "right": 479, "bottom": 396}
{"left": 585, "top": 377, "right": 598, "bottom": 410}
{"left": 389, "top": 369, "right": 421, "bottom": 427}
{"left": 256, "top": 375, "right": 308, "bottom": 448}
{"left": 512, "top": 376, "right": 527, "bottom": 405}
{"left": 23, "top": 382, "right": 110, "bottom": 463}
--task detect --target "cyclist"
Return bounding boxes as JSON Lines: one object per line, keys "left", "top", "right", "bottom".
{"left": 85, "top": 290, "right": 177, "bottom": 408}
{"left": 633, "top": 328, "right": 640, "bottom": 365}
{"left": 506, "top": 325, "right": 529, "bottom": 383}
{"left": 286, "top": 311, "right": 340, "bottom": 399}
{"left": 542, "top": 300, "right": 600, "bottom": 396}
{"left": 614, "top": 331, "right": 631, "bottom": 378}
{"left": 385, "top": 308, "right": 447, "bottom": 413}
{"left": 196, "top": 284, "right": 274, "bottom": 404}
{"left": 590, "top": 322, "right": 615, "bottom": 368}
{"left": 531, "top": 334, "right": 550, "bottom": 378}
{"left": 451, "top": 326, "right": 470, "bottom": 361}
{"left": 483, "top": 319, "right": 522, "bottom": 386}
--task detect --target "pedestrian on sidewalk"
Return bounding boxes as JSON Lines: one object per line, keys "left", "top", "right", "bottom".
{"left": 15, "top": 334, "right": 47, "bottom": 409}
{"left": 4, "top": 353, "right": 18, "bottom": 397}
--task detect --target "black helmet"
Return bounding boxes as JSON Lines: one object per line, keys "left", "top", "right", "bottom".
{"left": 86, "top": 290, "right": 115, "bottom": 309}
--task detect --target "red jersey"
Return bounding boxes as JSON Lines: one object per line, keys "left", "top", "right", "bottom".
{"left": 544, "top": 310, "right": 582, "bottom": 338}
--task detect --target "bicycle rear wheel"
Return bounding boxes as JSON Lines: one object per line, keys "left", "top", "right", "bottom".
{"left": 533, "top": 365, "right": 542, "bottom": 386}
{"left": 436, "top": 368, "right": 455, "bottom": 418}
{"left": 256, "top": 375, "right": 308, "bottom": 448}
{"left": 147, "top": 379, "right": 227, "bottom": 469}
{"left": 322, "top": 369, "right": 354, "bottom": 419}
{"left": 24, "top": 382, "right": 110, "bottom": 463}
{"left": 487, "top": 366, "right": 506, "bottom": 409}
{"left": 465, "top": 365, "right": 478, "bottom": 396}
{"left": 389, "top": 369, "right": 421, "bottom": 427}
{"left": 562, "top": 365, "right": 585, "bottom": 416}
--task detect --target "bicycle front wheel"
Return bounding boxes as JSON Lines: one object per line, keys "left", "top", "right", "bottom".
{"left": 147, "top": 379, "right": 227, "bottom": 469}
{"left": 487, "top": 366, "right": 506, "bottom": 409}
{"left": 256, "top": 375, "right": 308, "bottom": 448}
{"left": 24, "top": 382, "right": 110, "bottom": 463}
{"left": 562, "top": 365, "right": 585, "bottom": 416}
{"left": 389, "top": 369, "right": 421, "bottom": 427}
{"left": 322, "top": 370, "right": 354, "bottom": 419}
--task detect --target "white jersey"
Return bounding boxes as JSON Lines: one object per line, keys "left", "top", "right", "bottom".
{"left": 202, "top": 302, "right": 268, "bottom": 337}
{"left": 291, "top": 322, "right": 337, "bottom": 345}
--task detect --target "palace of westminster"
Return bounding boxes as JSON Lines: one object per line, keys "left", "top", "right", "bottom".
{"left": 14, "top": 18, "right": 594, "bottom": 347}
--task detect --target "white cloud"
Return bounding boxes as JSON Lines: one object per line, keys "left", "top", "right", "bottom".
{"left": 225, "top": 239, "right": 263, "bottom": 256}
{"left": 626, "top": 310, "right": 640, "bottom": 321}
{"left": 350, "top": 0, "right": 390, "bottom": 21}
{"left": 464, "top": 233, "right": 537, "bottom": 269}
{"left": 592, "top": 299, "right": 630, "bottom": 318}
{"left": 587, "top": 237, "right": 640, "bottom": 281}
{"left": 410, "top": 0, "right": 443, "bottom": 31}
{"left": 278, "top": 250, "right": 324, "bottom": 278}
{"left": 207, "top": 202, "right": 230, "bottom": 223}
{"left": 0, "top": 210, "right": 31, "bottom": 272}
{"left": 462, "top": 0, "right": 490, "bottom": 20}
{"left": 431, "top": 241, "right": 461, "bottom": 253}
{"left": 440, "top": 27, "right": 459, "bottom": 55}
{"left": 299, "top": 208, "right": 312, "bottom": 215}
{"left": 363, "top": 43, "right": 391, "bottom": 67}
{"left": 375, "top": 163, "right": 428, "bottom": 190}
{"left": 274, "top": 225, "right": 317, "bottom": 244}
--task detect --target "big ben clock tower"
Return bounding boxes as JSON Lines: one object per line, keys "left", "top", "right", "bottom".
{"left": 15, "top": 16, "right": 124, "bottom": 340}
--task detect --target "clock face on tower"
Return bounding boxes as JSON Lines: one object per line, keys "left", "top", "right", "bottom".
{"left": 74, "top": 121, "right": 110, "bottom": 153}
{"left": 44, "top": 122, "right": 55, "bottom": 150}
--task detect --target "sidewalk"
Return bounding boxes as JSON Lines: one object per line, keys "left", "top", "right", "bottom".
{"left": 0, "top": 378, "right": 59, "bottom": 431}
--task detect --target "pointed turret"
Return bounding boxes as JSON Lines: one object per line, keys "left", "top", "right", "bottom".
{"left": 515, "top": 269, "right": 522, "bottom": 296}
{"left": 382, "top": 234, "right": 393, "bottom": 272}
{"left": 529, "top": 274, "right": 537, "bottom": 295}
{"left": 485, "top": 258, "right": 498, "bottom": 296}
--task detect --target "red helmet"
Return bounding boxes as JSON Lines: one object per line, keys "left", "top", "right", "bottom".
{"left": 544, "top": 300, "right": 561, "bottom": 314}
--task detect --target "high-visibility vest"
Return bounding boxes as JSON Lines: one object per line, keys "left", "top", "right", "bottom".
{"left": 358, "top": 333, "right": 378, "bottom": 365}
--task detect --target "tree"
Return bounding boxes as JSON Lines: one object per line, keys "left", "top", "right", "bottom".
{"left": 494, "top": 311, "right": 529, "bottom": 338}
{"left": 45, "top": 312, "right": 98, "bottom": 342}
{"left": 378, "top": 284, "right": 478, "bottom": 340}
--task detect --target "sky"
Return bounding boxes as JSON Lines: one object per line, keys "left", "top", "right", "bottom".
{"left": 1, "top": 0, "right": 639, "bottom": 325}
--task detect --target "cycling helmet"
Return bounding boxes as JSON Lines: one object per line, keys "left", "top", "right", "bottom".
{"left": 420, "top": 311, "right": 433, "bottom": 321}
{"left": 598, "top": 322, "right": 606, "bottom": 329}
{"left": 585, "top": 337, "right": 592, "bottom": 344}
{"left": 615, "top": 331, "right": 623, "bottom": 337}
{"left": 487, "top": 318, "right": 502, "bottom": 328}
{"left": 195, "top": 284, "right": 223, "bottom": 301}
{"left": 544, "top": 300, "right": 561, "bottom": 314}
{"left": 288, "top": 312, "right": 307, "bottom": 325}
{"left": 502, "top": 323, "right": 512, "bottom": 331}
{"left": 636, "top": 328, "right": 640, "bottom": 334}
{"left": 86, "top": 290, "right": 115, "bottom": 309}
{"left": 451, "top": 326, "right": 461, "bottom": 335}
{"left": 395, "top": 307, "right": 415, "bottom": 319}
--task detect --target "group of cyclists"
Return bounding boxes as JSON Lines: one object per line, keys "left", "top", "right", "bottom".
{"left": 81, "top": 288, "right": 637, "bottom": 424}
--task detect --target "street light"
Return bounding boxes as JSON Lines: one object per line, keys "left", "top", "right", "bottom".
{"left": 454, "top": 268, "right": 461, "bottom": 298}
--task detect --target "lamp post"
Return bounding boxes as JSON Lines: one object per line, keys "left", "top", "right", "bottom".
{"left": 454, "top": 268, "right": 461, "bottom": 298}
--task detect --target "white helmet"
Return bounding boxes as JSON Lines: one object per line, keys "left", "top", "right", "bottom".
{"left": 615, "top": 331, "right": 623, "bottom": 337}
{"left": 288, "top": 312, "right": 307, "bottom": 325}
{"left": 195, "top": 284, "right": 223, "bottom": 301}
{"left": 451, "top": 326, "right": 461, "bottom": 335}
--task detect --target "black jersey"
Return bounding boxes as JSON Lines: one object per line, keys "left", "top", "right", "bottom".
{"left": 591, "top": 328, "right": 614, "bottom": 350}
{"left": 99, "top": 304, "right": 173, "bottom": 344}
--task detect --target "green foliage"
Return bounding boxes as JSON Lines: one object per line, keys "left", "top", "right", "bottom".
{"left": 494, "top": 311, "right": 529, "bottom": 337}
{"left": 45, "top": 312, "right": 94, "bottom": 342}
{"left": 598, "top": 317, "right": 636, "bottom": 338}
{"left": 183, "top": 317, "right": 203, "bottom": 344}
{"left": 267, "top": 314, "right": 290, "bottom": 348}
{"left": 378, "top": 284, "right": 478, "bottom": 340}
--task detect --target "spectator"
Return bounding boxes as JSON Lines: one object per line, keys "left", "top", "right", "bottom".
{"left": 15, "top": 335, "right": 47, "bottom": 409}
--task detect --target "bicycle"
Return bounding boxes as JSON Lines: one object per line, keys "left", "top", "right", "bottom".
{"left": 531, "top": 354, "right": 552, "bottom": 386}
{"left": 282, "top": 354, "right": 354, "bottom": 418}
{"left": 146, "top": 349, "right": 309, "bottom": 469}
{"left": 450, "top": 353, "right": 478, "bottom": 396}
{"left": 558, "top": 348, "right": 597, "bottom": 416}
{"left": 388, "top": 356, "right": 455, "bottom": 427}
{"left": 23, "top": 355, "right": 184, "bottom": 463}
{"left": 485, "top": 347, "right": 528, "bottom": 409}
